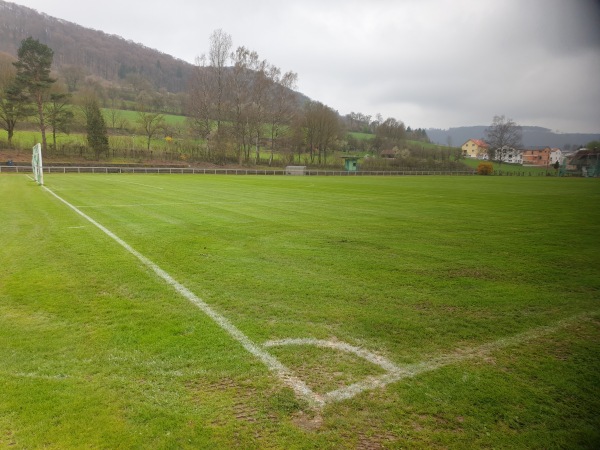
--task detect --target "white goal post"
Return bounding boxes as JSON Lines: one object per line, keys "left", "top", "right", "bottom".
{"left": 32, "top": 143, "right": 43, "bottom": 185}
{"left": 285, "top": 165, "right": 306, "bottom": 175}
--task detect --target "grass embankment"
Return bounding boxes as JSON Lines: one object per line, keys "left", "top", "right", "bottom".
{"left": 1, "top": 174, "right": 599, "bottom": 448}
{"left": 0, "top": 110, "right": 190, "bottom": 158}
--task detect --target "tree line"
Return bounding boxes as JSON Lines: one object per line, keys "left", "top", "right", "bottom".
{"left": 0, "top": 32, "right": 442, "bottom": 169}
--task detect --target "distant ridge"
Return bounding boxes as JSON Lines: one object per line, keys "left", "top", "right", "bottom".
{"left": 426, "top": 126, "right": 599, "bottom": 151}
{"left": 0, "top": 1, "right": 595, "bottom": 138}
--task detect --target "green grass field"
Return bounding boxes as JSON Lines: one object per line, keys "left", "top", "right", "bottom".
{"left": 1, "top": 174, "right": 599, "bottom": 448}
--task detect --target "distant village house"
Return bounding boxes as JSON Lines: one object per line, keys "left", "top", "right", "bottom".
{"left": 522, "top": 147, "right": 551, "bottom": 166}
{"left": 568, "top": 147, "right": 600, "bottom": 177}
{"left": 549, "top": 148, "right": 562, "bottom": 165}
{"left": 495, "top": 146, "right": 523, "bottom": 164}
{"left": 461, "top": 139, "right": 489, "bottom": 159}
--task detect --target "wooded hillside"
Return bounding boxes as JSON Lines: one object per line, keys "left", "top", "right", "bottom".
{"left": 0, "top": 0, "right": 194, "bottom": 92}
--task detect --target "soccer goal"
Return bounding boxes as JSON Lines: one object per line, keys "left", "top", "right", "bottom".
{"left": 285, "top": 165, "right": 307, "bottom": 175}
{"left": 32, "top": 143, "right": 43, "bottom": 185}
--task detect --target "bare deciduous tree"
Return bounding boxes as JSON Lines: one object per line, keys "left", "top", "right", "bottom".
{"left": 485, "top": 115, "right": 522, "bottom": 161}
{"left": 186, "top": 55, "right": 215, "bottom": 159}
{"left": 45, "top": 90, "right": 74, "bottom": 151}
{"left": 376, "top": 117, "right": 406, "bottom": 145}
{"left": 303, "top": 101, "right": 341, "bottom": 164}
{"left": 137, "top": 110, "right": 165, "bottom": 151}
{"left": 229, "top": 46, "right": 253, "bottom": 163}
{"left": 266, "top": 68, "right": 298, "bottom": 165}
{"left": 208, "top": 29, "right": 232, "bottom": 133}
{"left": 60, "top": 65, "right": 86, "bottom": 93}
{"left": 247, "top": 53, "right": 270, "bottom": 164}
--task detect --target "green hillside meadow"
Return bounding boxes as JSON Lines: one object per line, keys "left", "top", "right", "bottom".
{"left": 1, "top": 173, "right": 599, "bottom": 448}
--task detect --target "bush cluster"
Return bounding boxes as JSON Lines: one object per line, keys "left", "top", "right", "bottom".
{"left": 477, "top": 162, "right": 494, "bottom": 175}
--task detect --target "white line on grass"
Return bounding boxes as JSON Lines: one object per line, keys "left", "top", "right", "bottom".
{"left": 263, "top": 338, "right": 401, "bottom": 373}
{"left": 41, "top": 183, "right": 325, "bottom": 408}
{"left": 263, "top": 312, "right": 597, "bottom": 404}
{"left": 108, "top": 178, "right": 165, "bottom": 190}
{"left": 319, "top": 312, "right": 597, "bottom": 403}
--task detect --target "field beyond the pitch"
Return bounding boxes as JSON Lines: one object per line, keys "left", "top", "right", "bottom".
{"left": 1, "top": 174, "right": 599, "bottom": 448}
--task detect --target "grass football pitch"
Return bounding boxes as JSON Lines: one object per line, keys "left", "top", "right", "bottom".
{"left": 1, "top": 174, "right": 599, "bottom": 448}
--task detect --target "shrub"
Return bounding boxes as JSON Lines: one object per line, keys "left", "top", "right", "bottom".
{"left": 477, "top": 162, "right": 494, "bottom": 175}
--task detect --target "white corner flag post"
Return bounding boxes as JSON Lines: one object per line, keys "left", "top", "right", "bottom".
{"left": 32, "top": 143, "right": 44, "bottom": 185}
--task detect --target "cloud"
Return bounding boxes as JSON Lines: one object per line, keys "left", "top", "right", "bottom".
{"left": 9, "top": 0, "right": 600, "bottom": 132}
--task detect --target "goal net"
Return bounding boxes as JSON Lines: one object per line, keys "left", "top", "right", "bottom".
{"left": 32, "top": 143, "right": 43, "bottom": 185}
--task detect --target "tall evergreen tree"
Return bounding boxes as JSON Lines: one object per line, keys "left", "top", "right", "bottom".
{"left": 85, "top": 98, "right": 109, "bottom": 160}
{"left": 13, "top": 37, "right": 56, "bottom": 153}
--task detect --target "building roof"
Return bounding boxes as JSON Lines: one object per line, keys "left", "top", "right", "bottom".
{"left": 463, "top": 139, "right": 488, "bottom": 148}
{"left": 570, "top": 148, "right": 600, "bottom": 163}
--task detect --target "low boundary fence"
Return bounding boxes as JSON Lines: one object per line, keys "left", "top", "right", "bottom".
{"left": 1, "top": 165, "right": 479, "bottom": 176}
{"left": 2, "top": 166, "right": 571, "bottom": 176}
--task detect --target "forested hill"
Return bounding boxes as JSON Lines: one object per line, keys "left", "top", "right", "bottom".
{"left": 0, "top": 0, "right": 195, "bottom": 92}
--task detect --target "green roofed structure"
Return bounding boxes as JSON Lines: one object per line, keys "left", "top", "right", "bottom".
{"left": 341, "top": 156, "right": 361, "bottom": 172}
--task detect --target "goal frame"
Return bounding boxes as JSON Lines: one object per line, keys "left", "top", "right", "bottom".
{"left": 32, "top": 143, "right": 44, "bottom": 185}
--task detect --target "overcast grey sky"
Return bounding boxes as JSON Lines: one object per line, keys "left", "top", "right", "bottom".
{"left": 9, "top": 0, "right": 600, "bottom": 132}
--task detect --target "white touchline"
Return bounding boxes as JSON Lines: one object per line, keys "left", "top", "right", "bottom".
{"left": 41, "top": 184, "right": 324, "bottom": 408}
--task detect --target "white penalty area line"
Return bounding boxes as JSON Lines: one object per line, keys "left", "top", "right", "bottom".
{"left": 40, "top": 183, "right": 324, "bottom": 408}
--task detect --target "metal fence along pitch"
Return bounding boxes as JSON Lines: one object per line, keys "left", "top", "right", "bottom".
{"left": 0, "top": 165, "right": 479, "bottom": 176}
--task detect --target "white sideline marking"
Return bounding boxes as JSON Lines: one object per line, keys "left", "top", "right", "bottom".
{"left": 41, "top": 184, "right": 324, "bottom": 408}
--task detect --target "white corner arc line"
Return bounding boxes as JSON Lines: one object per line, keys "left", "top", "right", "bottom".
{"left": 262, "top": 312, "right": 597, "bottom": 404}
{"left": 263, "top": 338, "right": 401, "bottom": 373}
{"left": 41, "top": 184, "right": 324, "bottom": 408}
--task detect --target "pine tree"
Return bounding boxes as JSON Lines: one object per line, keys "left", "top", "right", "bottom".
{"left": 85, "top": 99, "right": 109, "bottom": 160}
{"left": 13, "top": 37, "right": 56, "bottom": 153}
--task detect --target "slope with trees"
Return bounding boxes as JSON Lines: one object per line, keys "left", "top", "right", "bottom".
{"left": 0, "top": 0, "right": 193, "bottom": 94}
{"left": 0, "top": 3, "right": 447, "bottom": 170}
